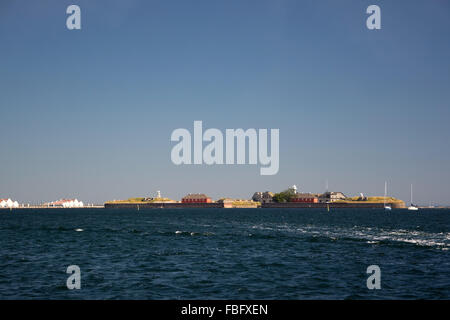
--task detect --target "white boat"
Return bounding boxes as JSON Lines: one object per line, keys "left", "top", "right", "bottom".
{"left": 384, "top": 181, "right": 391, "bottom": 210}
{"left": 408, "top": 184, "right": 418, "bottom": 211}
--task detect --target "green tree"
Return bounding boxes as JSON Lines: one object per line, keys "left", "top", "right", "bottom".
{"left": 272, "top": 189, "right": 296, "bottom": 203}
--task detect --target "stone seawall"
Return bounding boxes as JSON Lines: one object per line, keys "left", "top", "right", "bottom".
{"left": 104, "top": 202, "right": 225, "bottom": 209}
{"left": 105, "top": 201, "right": 406, "bottom": 209}
{"left": 262, "top": 202, "right": 406, "bottom": 209}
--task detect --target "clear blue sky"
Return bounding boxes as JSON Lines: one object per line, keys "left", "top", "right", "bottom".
{"left": 1, "top": 0, "right": 449, "bottom": 205}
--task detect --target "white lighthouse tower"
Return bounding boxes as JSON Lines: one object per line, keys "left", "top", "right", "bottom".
{"left": 290, "top": 185, "right": 297, "bottom": 194}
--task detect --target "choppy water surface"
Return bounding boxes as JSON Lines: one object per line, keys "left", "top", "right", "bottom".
{"left": 0, "top": 208, "right": 449, "bottom": 299}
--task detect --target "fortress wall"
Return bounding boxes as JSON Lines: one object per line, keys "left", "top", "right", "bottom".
{"left": 104, "top": 202, "right": 224, "bottom": 209}
{"left": 105, "top": 201, "right": 406, "bottom": 209}
{"left": 262, "top": 202, "right": 406, "bottom": 209}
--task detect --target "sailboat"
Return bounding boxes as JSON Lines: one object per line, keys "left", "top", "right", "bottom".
{"left": 408, "top": 184, "right": 418, "bottom": 211}
{"left": 384, "top": 181, "right": 392, "bottom": 210}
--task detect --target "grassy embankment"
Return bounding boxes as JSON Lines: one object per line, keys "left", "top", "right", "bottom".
{"left": 334, "top": 196, "right": 404, "bottom": 204}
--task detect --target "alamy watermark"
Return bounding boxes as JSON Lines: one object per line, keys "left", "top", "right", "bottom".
{"left": 170, "top": 121, "right": 279, "bottom": 175}
{"left": 65, "top": 4, "right": 380, "bottom": 31}
{"left": 66, "top": 265, "right": 81, "bottom": 289}
{"left": 366, "top": 265, "right": 381, "bottom": 289}
{"left": 366, "top": 5, "right": 381, "bottom": 30}
{"left": 66, "top": 5, "right": 81, "bottom": 30}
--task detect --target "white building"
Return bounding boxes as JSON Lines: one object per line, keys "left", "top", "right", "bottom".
{"left": 47, "top": 199, "right": 84, "bottom": 208}
{"left": 0, "top": 198, "right": 19, "bottom": 208}
{"left": 318, "top": 192, "right": 347, "bottom": 203}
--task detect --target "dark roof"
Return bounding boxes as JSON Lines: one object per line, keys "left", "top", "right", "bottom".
{"left": 320, "top": 192, "right": 346, "bottom": 196}
{"left": 293, "top": 193, "right": 318, "bottom": 198}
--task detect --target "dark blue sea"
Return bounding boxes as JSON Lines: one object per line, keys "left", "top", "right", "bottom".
{"left": 0, "top": 208, "right": 449, "bottom": 299}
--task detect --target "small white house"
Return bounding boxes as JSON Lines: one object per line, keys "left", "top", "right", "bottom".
{"left": 0, "top": 198, "right": 19, "bottom": 208}
{"left": 47, "top": 199, "right": 84, "bottom": 208}
{"left": 63, "top": 199, "right": 84, "bottom": 208}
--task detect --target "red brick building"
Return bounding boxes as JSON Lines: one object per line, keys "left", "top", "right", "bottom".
{"left": 290, "top": 193, "right": 319, "bottom": 203}
{"left": 182, "top": 193, "right": 212, "bottom": 203}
